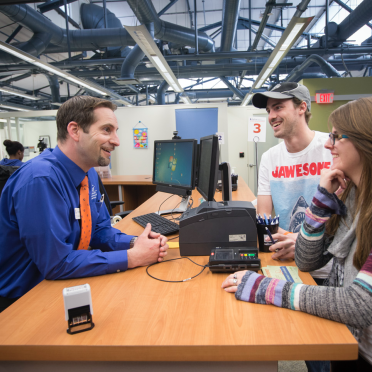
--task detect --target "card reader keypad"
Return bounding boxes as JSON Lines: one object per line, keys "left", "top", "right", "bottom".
{"left": 209, "top": 247, "right": 261, "bottom": 273}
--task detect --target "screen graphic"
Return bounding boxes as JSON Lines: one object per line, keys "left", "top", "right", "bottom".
{"left": 154, "top": 142, "right": 194, "bottom": 188}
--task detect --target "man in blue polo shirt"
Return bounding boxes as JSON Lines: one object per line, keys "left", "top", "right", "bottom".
{"left": 0, "top": 96, "right": 168, "bottom": 312}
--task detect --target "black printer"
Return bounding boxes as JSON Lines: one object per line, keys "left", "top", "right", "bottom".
{"left": 179, "top": 200, "right": 257, "bottom": 256}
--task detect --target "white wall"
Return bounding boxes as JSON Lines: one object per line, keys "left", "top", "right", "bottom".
{"left": 110, "top": 103, "right": 229, "bottom": 176}
{"left": 227, "top": 106, "right": 278, "bottom": 194}
{"left": 23, "top": 120, "right": 57, "bottom": 160}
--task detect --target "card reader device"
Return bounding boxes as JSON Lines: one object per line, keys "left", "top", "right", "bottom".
{"left": 209, "top": 247, "right": 261, "bottom": 273}
{"left": 63, "top": 284, "right": 94, "bottom": 335}
{"left": 179, "top": 200, "right": 257, "bottom": 256}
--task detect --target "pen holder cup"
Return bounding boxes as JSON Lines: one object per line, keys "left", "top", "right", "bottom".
{"left": 257, "top": 223, "right": 279, "bottom": 253}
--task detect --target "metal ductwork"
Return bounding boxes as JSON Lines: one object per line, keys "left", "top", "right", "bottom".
{"left": 285, "top": 54, "right": 342, "bottom": 82}
{"left": 312, "top": 0, "right": 372, "bottom": 49}
{"left": 126, "top": 0, "right": 215, "bottom": 52}
{"left": 44, "top": 74, "right": 61, "bottom": 104}
{"left": 0, "top": 32, "right": 52, "bottom": 64}
{"left": 336, "top": 0, "right": 372, "bottom": 45}
{"left": 220, "top": 0, "right": 241, "bottom": 52}
{"left": 80, "top": 3, "right": 128, "bottom": 57}
{"left": 0, "top": 4, "right": 135, "bottom": 60}
{"left": 219, "top": 76, "right": 244, "bottom": 99}
{"left": 66, "top": 56, "right": 372, "bottom": 79}
{"left": 184, "top": 88, "right": 266, "bottom": 100}
{"left": 157, "top": 81, "right": 169, "bottom": 105}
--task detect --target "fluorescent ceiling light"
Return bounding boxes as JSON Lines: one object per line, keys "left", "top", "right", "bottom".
{"left": 0, "top": 86, "right": 40, "bottom": 101}
{"left": 180, "top": 94, "right": 192, "bottom": 104}
{"left": 240, "top": 16, "right": 313, "bottom": 106}
{"left": 0, "top": 40, "right": 116, "bottom": 98}
{"left": 125, "top": 24, "right": 184, "bottom": 94}
{"left": 241, "top": 93, "right": 253, "bottom": 106}
{"left": 0, "top": 103, "right": 30, "bottom": 112}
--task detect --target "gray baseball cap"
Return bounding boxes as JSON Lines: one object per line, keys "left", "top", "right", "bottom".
{"left": 252, "top": 82, "right": 311, "bottom": 111}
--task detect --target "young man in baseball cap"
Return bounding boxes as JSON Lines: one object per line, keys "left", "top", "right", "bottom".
{"left": 254, "top": 83, "right": 332, "bottom": 268}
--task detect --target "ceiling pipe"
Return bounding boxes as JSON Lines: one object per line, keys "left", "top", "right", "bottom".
{"left": 65, "top": 57, "right": 372, "bottom": 79}
{"left": 183, "top": 88, "right": 267, "bottom": 100}
{"left": 220, "top": 0, "right": 241, "bottom": 52}
{"left": 312, "top": 0, "right": 372, "bottom": 49}
{"left": 126, "top": 0, "right": 215, "bottom": 52}
{"left": 157, "top": 80, "right": 169, "bottom": 105}
{"left": 238, "top": 0, "right": 311, "bottom": 87}
{"left": 336, "top": 0, "right": 372, "bottom": 45}
{"left": 219, "top": 76, "right": 245, "bottom": 99}
{"left": 250, "top": 0, "right": 275, "bottom": 51}
{"left": 0, "top": 4, "right": 135, "bottom": 59}
{"left": 4, "top": 46, "right": 372, "bottom": 72}
{"left": 44, "top": 74, "right": 61, "bottom": 104}
{"left": 284, "top": 54, "right": 342, "bottom": 82}
{"left": 80, "top": 3, "right": 129, "bottom": 58}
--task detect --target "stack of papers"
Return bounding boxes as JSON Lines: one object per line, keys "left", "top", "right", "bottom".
{"left": 262, "top": 266, "right": 303, "bottom": 283}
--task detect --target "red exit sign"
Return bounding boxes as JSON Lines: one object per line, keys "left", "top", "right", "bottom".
{"left": 315, "top": 92, "right": 334, "bottom": 104}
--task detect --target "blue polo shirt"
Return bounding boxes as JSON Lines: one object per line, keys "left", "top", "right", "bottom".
{"left": 0, "top": 146, "right": 133, "bottom": 298}
{"left": 0, "top": 158, "right": 23, "bottom": 166}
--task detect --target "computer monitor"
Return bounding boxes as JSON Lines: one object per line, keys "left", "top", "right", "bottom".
{"left": 153, "top": 139, "right": 197, "bottom": 215}
{"left": 197, "top": 135, "right": 219, "bottom": 202}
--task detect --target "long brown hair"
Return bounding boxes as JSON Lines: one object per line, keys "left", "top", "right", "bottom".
{"left": 326, "top": 97, "right": 372, "bottom": 270}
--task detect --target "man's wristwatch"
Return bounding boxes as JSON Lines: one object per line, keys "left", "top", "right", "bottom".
{"left": 129, "top": 237, "right": 137, "bottom": 248}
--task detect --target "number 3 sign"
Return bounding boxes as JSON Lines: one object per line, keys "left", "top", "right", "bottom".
{"left": 248, "top": 117, "right": 266, "bottom": 142}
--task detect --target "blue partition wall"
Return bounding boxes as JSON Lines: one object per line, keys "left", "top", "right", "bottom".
{"left": 175, "top": 108, "right": 218, "bottom": 142}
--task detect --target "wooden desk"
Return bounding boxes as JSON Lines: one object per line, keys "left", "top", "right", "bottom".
{"left": 0, "top": 180, "right": 357, "bottom": 372}
{"left": 101, "top": 175, "right": 156, "bottom": 213}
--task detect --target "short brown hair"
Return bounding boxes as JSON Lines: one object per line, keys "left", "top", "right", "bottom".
{"left": 292, "top": 97, "right": 312, "bottom": 125}
{"left": 56, "top": 96, "right": 117, "bottom": 142}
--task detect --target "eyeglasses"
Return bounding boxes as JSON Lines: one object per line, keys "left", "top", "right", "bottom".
{"left": 328, "top": 132, "right": 349, "bottom": 146}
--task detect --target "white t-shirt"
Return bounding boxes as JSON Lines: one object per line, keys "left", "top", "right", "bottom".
{"left": 258, "top": 131, "right": 333, "bottom": 278}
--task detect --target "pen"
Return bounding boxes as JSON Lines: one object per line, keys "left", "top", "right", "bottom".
{"left": 265, "top": 227, "right": 276, "bottom": 244}
{"left": 264, "top": 213, "right": 269, "bottom": 225}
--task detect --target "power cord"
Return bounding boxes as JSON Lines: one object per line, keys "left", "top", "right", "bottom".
{"left": 158, "top": 194, "right": 176, "bottom": 215}
{"left": 146, "top": 257, "right": 210, "bottom": 283}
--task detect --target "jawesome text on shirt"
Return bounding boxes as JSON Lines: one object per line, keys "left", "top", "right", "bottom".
{"left": 272, "top": 161, "right": 331, "bottom": 179}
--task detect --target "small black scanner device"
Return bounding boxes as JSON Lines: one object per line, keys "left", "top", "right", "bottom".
{"left": 209, "top": 247, "right": 261, "bottom": 273}
{"left": 179, "top": 200, "right": 257, "bottom": 256}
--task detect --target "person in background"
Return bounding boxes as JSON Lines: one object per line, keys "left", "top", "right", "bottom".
{"left": 0, "top": 139, "right": 24, "bottom": 166}
{"left": 223, "top": 97, "right": 372, "bottom": 372}
{"left": 252, "top": 82, "right": 333, "bottom": 287}
{"left": 0, "top": 96, "right": 168, "bottom": 313}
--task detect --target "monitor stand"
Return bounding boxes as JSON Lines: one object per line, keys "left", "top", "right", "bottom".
{"left": 155, "top": 195, "right": 191, "bottom": 216}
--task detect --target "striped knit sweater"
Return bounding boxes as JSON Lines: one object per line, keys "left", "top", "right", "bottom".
{"left": 236, "top": 186, "right": 372, "bottom": 332}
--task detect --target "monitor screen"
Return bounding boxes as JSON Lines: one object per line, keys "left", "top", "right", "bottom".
{"left": 197, "top": 135, "right": 219, "bottom": 201}
{"left": 153, "top": 139, "right": 197, "bottom": 195}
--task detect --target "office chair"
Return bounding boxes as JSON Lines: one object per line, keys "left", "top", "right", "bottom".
{"left": 0, "top": 165, "right": 19, "bottom": 197}
{"left": 96, "top": 172, "right": 132, "bottom": 225}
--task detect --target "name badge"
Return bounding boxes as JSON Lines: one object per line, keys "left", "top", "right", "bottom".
{"left": 75, "top": 208, "right": 81, "bottom": 220}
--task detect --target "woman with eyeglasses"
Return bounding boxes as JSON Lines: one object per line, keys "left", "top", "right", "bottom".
{"left": 222, "top": 96, "right": 372, "bottom": 371}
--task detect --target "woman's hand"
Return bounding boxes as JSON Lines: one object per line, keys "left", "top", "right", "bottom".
{"left": 268, "top": 232, "right": 298, "bottom": 260}
{"left": 221, "top": 271, "right": 247, "bottom": 293}
{"left": 319, "top": 168, "right": 347, "bottom": 194}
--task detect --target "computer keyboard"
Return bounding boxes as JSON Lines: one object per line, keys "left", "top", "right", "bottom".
{"left": 132, "top": 213, "right": 179, "bottom": 236}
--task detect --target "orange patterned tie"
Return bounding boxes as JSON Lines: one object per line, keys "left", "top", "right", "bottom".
{"left": 77, "top": 176, "right": 92, "bottom": 250}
